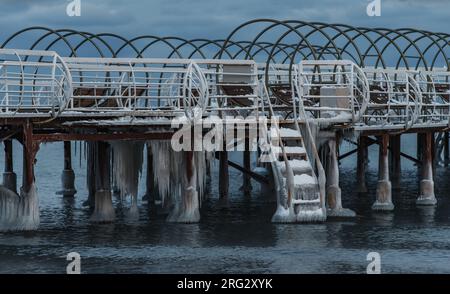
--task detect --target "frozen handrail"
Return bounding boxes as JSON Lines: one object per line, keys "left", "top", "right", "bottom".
{"left": 298, "top": 60, "right": 370, "bottom": 124}
{"left": 0, "top": 48, "right": 72, "bottom": 117}
{"left": 363, "top": 68, "right": 422, "bottom": 130}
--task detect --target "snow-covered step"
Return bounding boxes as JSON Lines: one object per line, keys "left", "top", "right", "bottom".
{"left": 272, "top": 146, "right": 307, "bottom": 156}
{"left": 277, "top": 159, "right": 312, "bottom": 174}
{"left": 293, "top": 174, "right": 317, "bottom": 187}
{"left": 270, "top": 127, "right": 302, "bottom": 139}
{"left": 292, "top": 198, "right": 321, "bottom": 205}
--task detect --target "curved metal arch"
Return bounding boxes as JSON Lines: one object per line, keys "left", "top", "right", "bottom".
{"left": 211, "top": 40, "right": 255, "bottom": 59}
{"left": 91, "top": 32, "right": 142, "bottom": 58}
{"left": 361, "top": 27, "right": 427, "bottom": 70}
{"left": 267, "top": 21, "right": 347, "bottom": 85}
{"left": 218, "top": 19, "right": 318, "bottom": 61}
{"left": 269, "top": 21, "right": 344, "bottom": 62}
{"left": 374, "top": 27, "right": 429, "bottom": 70}
{"left": 186, "top": 39, "right": 236, "bottom": 59}
{"left": 229, "top": 41, "right": 296, "bottom": 63}
{"left": 159, "top": 37, "right": 211, "bottom": 59}
{"left": 115, "top": 36, "right": 183, "bottom": 58}
{"left": 403, "top": 28, "right": 450, "bottom": 70}
{"left": 326, "top": 23, "right": 388, "bottom": 68}
{"left": 309, "top": 22, "right": 366, "bottom": 67}
{"left": 34, "top": 30, "right": 110, "bottom": 58}
{"left": 395, "top": 28, "right": 449, "bottom": 70}
{"left": 1, "top": 26, "right": 78, "bottom": 56}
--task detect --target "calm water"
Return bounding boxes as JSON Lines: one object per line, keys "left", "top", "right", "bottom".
{"left": 0, "top": 134, "right": 449, "bottom": 273}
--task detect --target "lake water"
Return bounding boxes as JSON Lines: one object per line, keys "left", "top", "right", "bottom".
{"left": 0, "top": 134, "right": 449, "bottom": 273}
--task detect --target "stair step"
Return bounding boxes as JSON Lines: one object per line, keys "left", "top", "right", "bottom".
{"left": 277, "top": 159, "right": 312, "bottom": 174}
{"left": 272, "top": 146, "right": 306, "bottom": 156}
{"left": 293, "top": 174, "right": 317, "bottom": 186}
{"left": 292, "top": 199, "right": 321, "bottom": 204}
{"left": 270, "top": 127, "right": 302, "bottom": 139}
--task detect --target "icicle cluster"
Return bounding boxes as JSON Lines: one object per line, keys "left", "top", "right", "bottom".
{"left": 110, "top": 141, "right": 144, "bottom": 219}
{"left": 0, "top": 184, "right": 39, "bottom": 232}
{"left": 148, "top": 140, "right": 209, "bottom": 222}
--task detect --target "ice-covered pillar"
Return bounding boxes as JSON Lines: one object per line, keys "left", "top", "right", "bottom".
{"left": 3, "top": 139, "right": 17, "bottom": 193}
{"left": 417, "top": 132, "right": 437, "bottom": 206}
{"left": 356, "top": 136, "right": 367, "bottom": 193}
{"left": 444, "top": 132, "right": 449, "bottom": 166}
{"left": 143, "top": 143, "right": 156, "bottom": 207}
{"left": 219, "top": 151, "right": 229, "bottom": 205}
{"left": 372, "top": 134, "right": 394, "bottom": 211}
{"left": 90, "top": 141, "right": 115, "bottom": 222}
{"left": 0, "top": 122, "right": 39, "bottom": 232}
{"left": 58, "top": 141, "right": 76, "bottom": 197}
{"left": 326, "top": 136, "right": 356, "bottom": 217}
{"left": 178, "top": 151, "right": 200, "bottom": 222}
{"left": 83, "top": 142, "right": 96, "bottom": 208}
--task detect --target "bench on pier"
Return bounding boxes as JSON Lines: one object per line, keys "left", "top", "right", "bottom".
{"left": 220, "top": 84, "right": 254, "bottom": 107}
{"left": 434, "top": 83, "right": 450, "bottom": 102}
{"left": 72, "top": 86, "right": 147, "bottom": 109}
{"left": 220, "top": 64, "right": 255, "bottom": 107}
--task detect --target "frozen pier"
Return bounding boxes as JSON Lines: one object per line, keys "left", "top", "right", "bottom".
{"left": 0, "top": 20, "right": 449, "bottom": 231}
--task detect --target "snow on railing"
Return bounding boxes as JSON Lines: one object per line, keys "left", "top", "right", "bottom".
{"left": 414, "top": 70, "right": 450, "bottom": 125}
{"left": 59, "top": 57, "right": 259, "bottom": 116}
{"left": 362, "top": 68, "right": 422, "bottom": 130}
{"left": 298, "top": 60, "right": 369, "bottom": 124}
{"left": 0, "top": 48, "right": 72, "bottom": 117}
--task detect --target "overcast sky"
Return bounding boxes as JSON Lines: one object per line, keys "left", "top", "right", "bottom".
{"left": 0, "top": 0, "right": 449, "bottom": 41}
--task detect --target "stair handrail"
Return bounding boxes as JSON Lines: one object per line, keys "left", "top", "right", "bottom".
{"left": 294, "top": 64, "right": 326, "bottom": 212}
{"left": 260, "top": 80, "right": 295, "bottom": 208}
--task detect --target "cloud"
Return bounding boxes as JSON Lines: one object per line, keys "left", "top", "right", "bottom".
{"left": 0, "top": 0, "right": 448, "bottom": 42}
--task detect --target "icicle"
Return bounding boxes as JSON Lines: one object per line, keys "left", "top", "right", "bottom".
{"left": 90, "top": 189, "right": 115, "bottom": 223}
{"left": 149, "top": 140, "right": 172, "bottom": 206}
{"left": 0, "top": 184, "right": 39, "bottom": 232}
{"left": 110, "top": 141, "right": 144, "bottom": 220}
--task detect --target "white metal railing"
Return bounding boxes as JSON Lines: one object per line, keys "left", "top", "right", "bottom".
{"left": 362, "top": 68, "right": 422, "bottom": 130}
{"left": 1, "top": 47, "right": 450, "bottom": 131}
{"left": 298, "top": 60, "right": 369, "bottom": 123}
{"left": 0, "top": 49, "right": 72, "bottom": 116}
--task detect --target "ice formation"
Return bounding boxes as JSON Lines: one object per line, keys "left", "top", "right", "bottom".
{"left": 0, "top": 184, "right": 39, "bottom": 232}
{"left": 90, "top": 189, "right": 116, "bottom": 223}
{"left": 110, "top": 141, "right": 144, "bottom": 220}
{"left": 149, "top": 140, "right": 208, "bottom": 223}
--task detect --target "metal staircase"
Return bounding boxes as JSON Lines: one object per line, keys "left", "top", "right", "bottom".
{"left": 260, "top": 71, "right": 326, "bottom": 222}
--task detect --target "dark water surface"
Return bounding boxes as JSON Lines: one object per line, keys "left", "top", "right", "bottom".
{"left": 0, "top": 135, "right": 449, "bottom": 273}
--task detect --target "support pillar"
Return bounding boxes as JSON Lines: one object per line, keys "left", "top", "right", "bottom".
{"left": 0, "top": 122, "right": 40, "bottom": 231}
{"left": 356, "top": 136, "right": 367, "bottom": 193}
{"left": 143, "top": 144, "right": 156, "bottom": 208}
{"left": 372, "top": 134, "right": 394, "bottom": 211}
{"left": 90, "top": 141, "right": 115, "bottom": 222}
{"left": 326, "top": 136, "right": 356, "bottom": 217}
{"left": 417, "top": 133, "right": 425, "bottom": 164}
{"left": 58, "top": 141, "right": 76, "bottom": 197}
{"left": 175, "top": 151, "right": 200, "bottom": 222}
{"left": 83, "top": 142, "right": 96, "bottom": 207}
{"left": 417, "top": 132, "right": 437, "bottom": 206}
{"left": 390, "top": 134, "right": 401, "bottom": 187}
{"left": 240, "top": 131, "right": 252, "bottom": 195}
{"left": 444, "top": 132, "right": 449, "bottom": 166}
{"left": 218, "top": 151, "right": 229, "bottom": 206}
{"left": 3, "top": 139, "right": 17, "bottom": 193}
